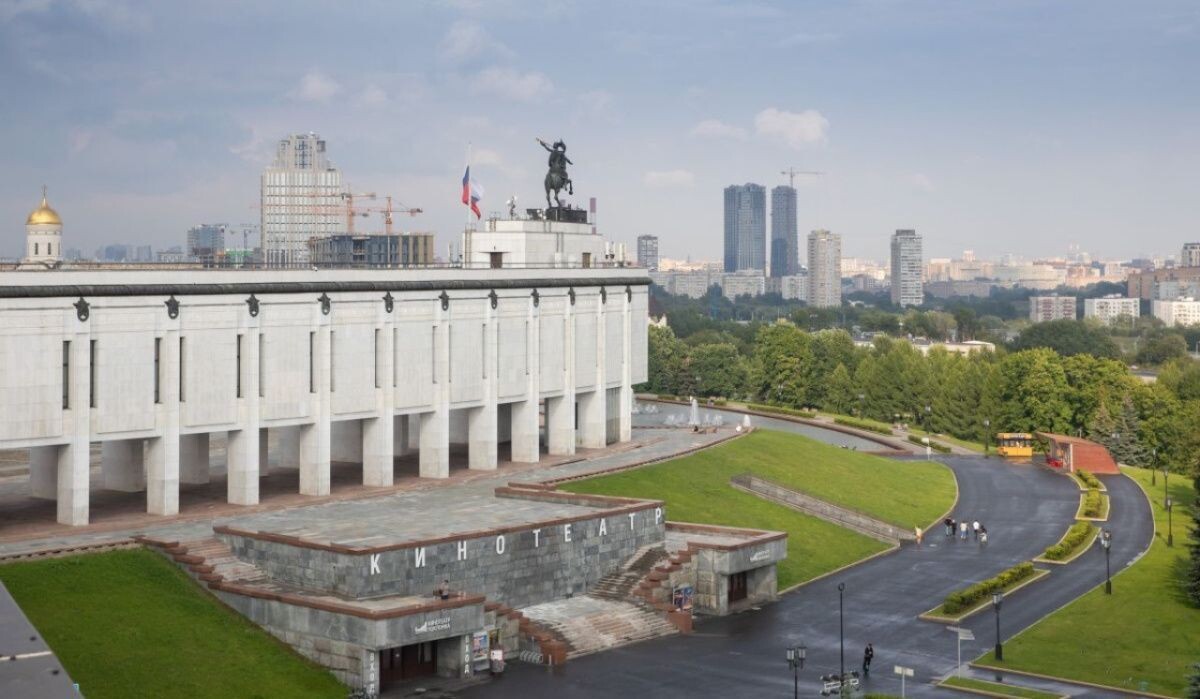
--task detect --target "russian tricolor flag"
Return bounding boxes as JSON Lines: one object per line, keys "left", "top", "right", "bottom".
{"left": 462, "top": 165, "right": 482, "bottom": 219}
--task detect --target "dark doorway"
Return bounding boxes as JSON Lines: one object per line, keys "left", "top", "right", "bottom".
{"left": 728, "top": 571, "right": 748, "bottom": 604}
{"left": 489, "top": 252, "right": 504, "bottom": 269}
{"left": 379, "top": 641, "right": 437, "bottom": 688}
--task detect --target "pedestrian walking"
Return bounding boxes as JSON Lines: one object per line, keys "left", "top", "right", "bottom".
{"left": 972, "top": 520, "right": 980, "bottom": 539}
{"left": 915, "top": 526, "right": 924, "bottom": 546}
{"left": 959, "top": 520, "right": 968, "bottom": 540}
{"left": 944, "top": 517, "right": 954, "bottom": 537}
{"left": 980, "top": 526, "right": 988, "bottom": 546}
{"left": 862, "top": 643, "right": 874, "bottom": 676}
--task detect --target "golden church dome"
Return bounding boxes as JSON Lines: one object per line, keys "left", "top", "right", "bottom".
{"left": 26, "top": 188, "right": 62, "bottom": 226}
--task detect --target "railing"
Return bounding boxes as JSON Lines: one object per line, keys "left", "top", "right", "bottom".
{"left": 0, "top": 260, "right": 645, "bottom": 272}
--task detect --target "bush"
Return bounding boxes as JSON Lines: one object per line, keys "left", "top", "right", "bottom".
{"left": 941, "top": 562, "right": 1036, "bottom": 615}
{"left": 1075, "top": 470, "right": 1101, "bottom": 489}
{"left": 908, "top": 435, "right": 951, "bottom": 453}
{"left": 1080, "top": 489, "right": 1106, "bottom": 518}
{"left": 744, "top": 402, "right": 817, "bottom": 419}
{"left": 1043, "top": 521, "right": 1096, "bottom": 561}
{"left": 834, "top": 416, "right": 894, "bottom": 436}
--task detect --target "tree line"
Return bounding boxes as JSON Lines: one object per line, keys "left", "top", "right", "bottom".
{"left": 644, "top": 321, "right": 1200, "bottom": 474}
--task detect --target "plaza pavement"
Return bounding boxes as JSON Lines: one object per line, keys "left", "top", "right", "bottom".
{"left": 463, "top": 411, "right": 1155, "bottom": 699}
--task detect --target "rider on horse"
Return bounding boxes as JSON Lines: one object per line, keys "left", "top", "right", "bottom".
{"left": 537, "top": 138, "right": 573, "bottom": 207}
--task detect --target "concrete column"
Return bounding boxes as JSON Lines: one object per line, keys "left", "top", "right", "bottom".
{"left": 363, "top": 312, "right": 396, "bottom": 487}
{"left": 510, "top": 295, "right": 541, "bottom": 463}
{"left": 228, "top": 323, "right": 261, "bottom": 506}
{"left": 577, "top": 389, "right": 607, "bottom": 449}
{"left": 299, "top": 322, "right": 331, "bottom": 496}
{"left": 146, "top": 322, "right": 181, "bottom": 516}
{"left": 29, "top": 446, "right": 58, "bottom": 500}
{"left": 467, "top": 405, "right": 497, "bottom": 470}
{"left": 546, "top": 395, "right": 575, "bottom": 456}
{"left": 102, "top": 440, "right": 145, "bottom": 492}
{"left": 57, "top": 329, "right": 90, "bottom": 526}
{"left": 179, "top": 433, "right": 209, "bottom": 484}
{"left": 619, "top": 288, "right": 633, "bottom": 443}
{"left": 419, "top": 305, "right": 450, "bottom": 478}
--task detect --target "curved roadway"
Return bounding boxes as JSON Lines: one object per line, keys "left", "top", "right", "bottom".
{"left": 468, "top": 411, "right": 1155, "bottom": 698}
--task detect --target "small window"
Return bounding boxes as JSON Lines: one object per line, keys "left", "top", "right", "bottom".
{"left": 34, "top": 242, "right": 39, "bottom": 256}
{"left": 481, "top": 323, "right": 487, "bottom": 379}
{"left": 89, "top": 340, "right": 97, "bottom": 408}
{"left": 392, "top": 328, "right": 398, "bottom": 387}
{"left": 62, "top": 341, "right": 70, "bottom": 409}
{"left": 236, "top": 334, "right": 244, "bottom": 398}
{"left": 374, "top": 329, "right": 380, "bottom": 389}
{"left": 179, "top": 337, "right": 186, "bottom": 401}
{"left": 329, "top": 330, "right": 335, "bottom": 392}
{"left": 309, "top": 331, "right": 316, "bottom": 393}
{"left": 258, "top": 334, "right": 265, "bottom": 398}
{"left": 431, "top": 326, "right": 438, "bottom": 384}
{"left": 154, "top": 338, "right": 161, "bottom": 404}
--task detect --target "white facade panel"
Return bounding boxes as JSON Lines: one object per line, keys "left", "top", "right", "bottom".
{"left": 330, "top": 312, "right": 377, "bottom": 416}
{"left": 496, "top": 297, "right": 529, "bottom": 401}
{"left": 179, "top": 326, "right": 238, "bottom": 430}
{"left": 630, "top": 291, "right": 648, "bottom": 385}
{"left": 0, "top": 315, "right": 62, "bottom": 442}
{"left": 260, "top": 305, "right": 315, "bottom": 422}
{"left": 393, "top": 303, "right": 435, "bottom": 412}
{"left": 93, "top": 309, "right": 158, "bottom": 435}
{"left": 539, "top": 298, "right": 566, "bottom": 394}
{"left": 574, "top": 296, "right": 598, "bottom": 391}
{"left": 449, "top": 301, "right": 486, "bottom": 405}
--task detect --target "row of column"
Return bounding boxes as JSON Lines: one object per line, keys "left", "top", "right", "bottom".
{"left": 29, "top": 288, "right": 634, "bottom": 526}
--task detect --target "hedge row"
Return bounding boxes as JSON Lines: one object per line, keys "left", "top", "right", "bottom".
{"left": 1075, "top": 470, "right": 1101, "bottom": 489}
{"left": 1043, "top": 521, "right": 1096, "bottom": 561}
{"left": 1080, "top": 489, "right": 1105, "bottom": 518}
{"left": 908, "top": 434, "right": 951, "bottom": 453}
{"left": 942, "top": 562, "right": 1036, "bottom": 615}
{"left": 744, "top": 403, "right": 817, "bottom": 419}
{"left": 656, "top": 395, "right": 727, "bottom": 407}
{"left": 834, "top": 416, "right": 894, "bottom": 436}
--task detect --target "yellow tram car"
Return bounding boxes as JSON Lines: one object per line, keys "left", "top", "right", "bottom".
{"left": 995, "top": 432, "right": 1034, "bottom": 458}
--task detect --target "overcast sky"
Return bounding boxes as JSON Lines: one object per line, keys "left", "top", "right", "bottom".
{"left": 1, "top": 0, "right": 1197, "bottom": 262}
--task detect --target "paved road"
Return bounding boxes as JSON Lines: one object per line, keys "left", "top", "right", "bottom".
{"left": 464, "top": 420, "right": 1154, "bottom": 698}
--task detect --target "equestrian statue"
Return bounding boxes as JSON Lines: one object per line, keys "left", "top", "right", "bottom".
{"left": 536, "top": 137, "right": 573, "bottom": 208}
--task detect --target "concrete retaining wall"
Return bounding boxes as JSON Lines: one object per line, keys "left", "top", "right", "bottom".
{"left": 731, "top": 474, "right": 912, "bottom": 543}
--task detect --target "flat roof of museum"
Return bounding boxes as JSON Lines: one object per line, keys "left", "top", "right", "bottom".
{"left": 217, "top": 487, "right": 646, "bottom": 552}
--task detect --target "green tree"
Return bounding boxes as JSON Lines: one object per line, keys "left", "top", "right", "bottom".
{"left": 823, "top": 363, "right": 857, "bottom": 415}
{"left": 686, "top": 343, "right": 746, "bottom": 399}
{"left": 644, "top": 324, "right": 687, "bottom": 395}
{"left": 806, "top": 329, "right": 860, "bottom": 407}
{"left": 1012, "top": 319, "right": 1121, "bottom": 359}
{"left": 1187, "top": 477, "right": 1200, "bottom": 606}
{"left": 1186, "top": 663, "right": 1200, "bottom": 699}
{"left": 1136, "top": 332, "right": 1188, "bottom": 366}
{"left": 987, "top": 349, "right": 1074, "bottom": 434}
{"left": 750, "top": 322, "right": 812, "bottom": 406}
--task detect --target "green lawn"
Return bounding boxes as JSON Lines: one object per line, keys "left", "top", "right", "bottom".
{"left": 0, "top": 549, "right": 344, "bottom": 699}
{"left": 940, "top": 676, "right": 1063, "bottom": 698}
{"left": 977, "top": 467, "right": 1199, "bottom": 697}
{"left": 562, "top": 429, "right": 957, "bottom": 588}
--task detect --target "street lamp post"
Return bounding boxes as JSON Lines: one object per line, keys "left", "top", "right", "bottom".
{"left": 1163, "top": 467, "right": 1169, "bottom": 509}
{"left": 838, "top": 582, "right": 845, "bottom": 692}
{"left": 983, "top": 418, "right": 990, "bottom": 457}
{"left": 786, "top": 644, "right": 807, "bottom": 699}
{"left": 857, "top": 393, "right": 865, "bottom": 417}
{"left": 992, "top": 593, "right": 1003, "bottom": 661}
{"left": 924, "top": 404, "right": 932, "bottom": 432}
{"left": 1166, "top": 499, "right": 1174, "bottom": 547}
{"left": 1151, "top": 448, "right": 1157, "bottom": 486}
{"left": 1101, "top": 529, "right": 1113, "bottom": 594}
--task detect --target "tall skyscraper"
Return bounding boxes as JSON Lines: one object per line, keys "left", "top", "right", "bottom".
{"left": 770, "top": 185, "right": 797, "bottom": 277}
{"left": 261, "top": 133, "right": 346, "bottom": 267}
{"left": 723, "top": 184, "right": 766, "bottom": 273}
{"left": 187, "top": 224, "right": 227, "bottom": 264}
{"left": 807, "top": 229, "right": 842, "bottom": 308}
{"left": 890, "top": 229, "right": 924, "bottom": 307}
{"left": 636, "top": 235, "right": 660, "bottom": 270}
{"left": 1181, "top": 242, "right": 1200, "bottom": 268}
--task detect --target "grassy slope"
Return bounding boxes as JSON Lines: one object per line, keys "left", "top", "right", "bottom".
{"left": 941, "top": 676, "right": 1062, "bottom": 699}
{"left": 562, "top": 429, "right": 957, "bottom": 588}
{"left": 978, "top": 467, "right": 1199, "bottom": 697}
{"left": 0, "top": 549, "right": 344, "bottom": 699}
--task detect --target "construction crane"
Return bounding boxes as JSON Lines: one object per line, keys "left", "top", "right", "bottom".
{"left": 339, "top": 192, "right": 376, "bottom": 235}
{"left": 780, "top": 167, "right": 824, "bottom": 188}
{"left": 359, "top": 196, "right": 423, "bottom": 236}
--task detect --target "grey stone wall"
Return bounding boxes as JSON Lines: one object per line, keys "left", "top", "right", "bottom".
{"left": 221, "top": 507, "right": 666, "bottom": 609}
{"left": 732, "top": 474, "right": 912, "bottom": 543}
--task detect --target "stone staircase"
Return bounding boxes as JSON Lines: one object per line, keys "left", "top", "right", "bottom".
{"left": 137, "top": 535, "right": 268, "bottom": 589}
{"left": 519, "top": 596, "right": 679, "bottom": 658}
{"left": 588, "top": 545, "right": 669, "bottom": 602}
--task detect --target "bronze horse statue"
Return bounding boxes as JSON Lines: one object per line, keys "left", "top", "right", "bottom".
{"left": 537, "top": 138, "right": 573, "bottom": 208}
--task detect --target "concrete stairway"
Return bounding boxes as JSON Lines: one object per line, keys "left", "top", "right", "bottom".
{"left": 519, "top": 596, "right": 678, "bottom": 658}
{"left": 138, "top": 535, "right": 267, "bottom": 588}
{"left": 588, "top": 545, "right": 670, "bottom": 602}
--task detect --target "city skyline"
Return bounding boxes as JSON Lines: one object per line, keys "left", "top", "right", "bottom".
{"left": 2, "top": 2, "right": 1198, "bottom": 262}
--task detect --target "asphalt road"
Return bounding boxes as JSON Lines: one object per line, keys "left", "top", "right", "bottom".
{"left": 464, "top": 421, "right": 1154, "bottom": 698}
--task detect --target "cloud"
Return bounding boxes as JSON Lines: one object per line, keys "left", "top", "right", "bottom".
{"left": 690, "top": 119, "right": 747, "bottom": 140}
{"left": 359, "top": 84, "right": 388, "bottom": 107}
{"left": 472, "top": 148, "right": 503, "bottom": 166}
{"left": 291, "top": 71, "right": 341, "bottom": 102}
{"left": 439, "top": 20, "right": 512, "bottom": 63}
{"left": 904, "top": 173, "right": 936, "bottom": 192}
{"left": 471, "top": 67, "right": 552, "bottom": 101}
{"left": 754, "top": 108, "right": 829, "bottom": 149}
{"left": 643, "top": 169, "right": 695, "bottom": 187}
{"left": 779, "top": 31, "right": 839, "bottom": 47}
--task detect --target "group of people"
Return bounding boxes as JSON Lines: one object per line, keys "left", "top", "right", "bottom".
{"left": 943, "top": 517, "right": 988, "bottom": 545}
